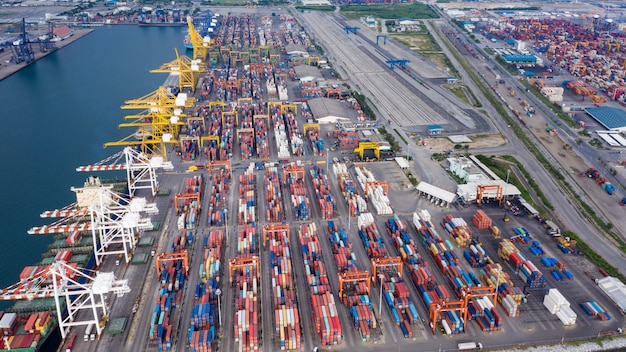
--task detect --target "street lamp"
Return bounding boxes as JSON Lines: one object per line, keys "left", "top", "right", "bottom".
{"left": 378, "top": 273, "right": 384, "bottom": 317}
{"left": 224, "top": 210, "right": 228, "bottom": 241}
{"left": 503, "top": 169, "right": 510, "bottom": 206}
{"left": 215, "top": 288, "right": 222, "bottom": 327}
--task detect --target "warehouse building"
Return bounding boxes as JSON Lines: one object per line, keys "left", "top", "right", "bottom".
{"left": 585, "top": 107, "right": 626, "bottom": 133}
{"left": 307, "top": 97, "right": 351, "bottom": 124}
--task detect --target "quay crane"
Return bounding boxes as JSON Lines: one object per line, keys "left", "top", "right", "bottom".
{"left": 105, "top": 86, "right": 194, "bottom": 161}
{"left": 150, "top": 48, "right": 205, "bottom": 93}
{"left": 10, "top": 18, "right": 56, "bottom": 65}
{"left": 76, "top": 146, "right": 173, "bottom": 197}
{"left": 186, "top": 16, "right": 213, "bottom": 62}
{"left": 0, "top": 261, "right": 130, "bottom": 340}
{"left": 28, "top": 176, "right": 157, "bottom": 267}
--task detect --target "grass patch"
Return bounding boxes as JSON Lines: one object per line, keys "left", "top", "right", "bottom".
{"left": 475, "top": 155, "right": 537, "bottom": 209}
{"left": 483, "top": 47, "right": 495, "bottom": 56}
{"left": 444, "top": 84, "right": 471, "bottom": 105}
{"left": 406, "top": 172, "right": 419, "bottom": 186}
{"left": 394, "top": 129, "right": 408, "bottom": 145}
{"left": 340, "top": 3, "right": 438, "bottom": 20}
{"left": 378, "top": 126, "right": 401, "bottom": 152}
{"left": 295, "top": 5, "right": 335, "bottom": 11}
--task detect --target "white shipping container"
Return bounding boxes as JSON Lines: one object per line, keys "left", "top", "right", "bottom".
{"left": 543, "top": 294, "right": 558, "bottom": 314}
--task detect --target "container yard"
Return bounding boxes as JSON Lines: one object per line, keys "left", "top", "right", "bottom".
{"left": 8, "top": 7, "right": 626, "bottom": 352}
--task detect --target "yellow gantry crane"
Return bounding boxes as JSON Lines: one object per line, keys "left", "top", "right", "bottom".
{"left": 105, "top": 86, "right": 195, "bottom": 160}
{"left": 150, "top": 48, "right": 205, "bottom": 93}
{"left": 187, "top": 16, "right": 214, "bottom": 62}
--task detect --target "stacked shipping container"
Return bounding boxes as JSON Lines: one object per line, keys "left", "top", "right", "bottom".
{"left": 441, "top": 214, "right": 472, "bottom": 248}
{"left": 332, "top": 163, "right": 367, "bottom": 217}
{"left": 188, "top": 230, "right": 224, "bottom": 352}
{"left": 232, "top": 225, "right": 260, "bottom": 352}
{"left": 498, "top": 239, "right": 546, "bottom": 289}
{"left": 354, "top": 167, "right": 392, "bottom": 215}
{"left": 239, "top": 167, "right": 256, "bottom": 225}
{"left": 267, "top": 226, "right": 301, "bottom": 350}
{"left": 298, "top": 223, "right": 342, "bottom": 346}
{"left": 150, "top": 257, "right": 187, "bottom": 350}
{"left": 207, "top": 169, "right": 230, "bottom": 227}
{"left": 309, "top": 166, "right": 336, "bottom": 219}
{"left": 327, "top": 220, "right": 375, "bottom": 341}
{"left": 284, "top": 166, "right": 310, "bottom": 221}
{"left": 264, "top": 167, "right": 285, "bottom": 223}
{"left": 176, "top": 175, "right": 204, "bottom": 230}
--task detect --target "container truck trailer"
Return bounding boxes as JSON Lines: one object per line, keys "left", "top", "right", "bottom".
{"left": 458, "top": 341, "right": 482, "bottom": 350}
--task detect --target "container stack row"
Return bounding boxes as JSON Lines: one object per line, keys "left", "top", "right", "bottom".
{"left": 267, "top": 226, "right": 302, "bottom": 350}
{"left": 181, "top": 138, "right": 200, "bottom": 161}
{"left": 219, "top": 108, "right": 235, "bottom": 161}
{"left": 171, "top": 230, "right": 193, "bottom": 252}
{"left": 357, "top": 214, "right": 388, "bottom": 259}
{"left": 281, "top": 110, "right": 303, "bottom": 157}
{"left": 441, "top": 214, "right": 472, "bottom": 248}
{"left": 327, "top": 220, "right": 375, "bottom": 342}
{"left": 354, "top": 167, "right": 392, "bottom": 215}
{"left": 150, "top": 257, "right": 187, "bottom": 351}
{"left": 479, "top": 263, "right": 523, "bottom": 317}
{"left": 543, "top": 289, "right": 577, "bottom": 326}
{"left": 412, "top": 211, "right": 465, "bottom": 335}
{"left": 254, "top": 115, "right": 270, "bottom": 159}
{"left": 580, "top": 301, "right": 611, "bottom": 320}
{"left": 332, "top": 163, "right": 367, "bottom": 217}
{"left": 356, "top": 214, "right": 417, "bottom": 337}
{"left": 463, "top": 240, "right": 491, "bottom": 268}
{"left": 472, "top": 210, "right": 492, "bottom": 229}
{"left": 207, "top": 169, "right": 230, "bottom": 227}
{"left": 466, "top": 296, "right": 502, "bottom": 332}
{"left": 498, "top": 239, "right": 546, "bottom": 289}
{"left": 273, "top": 113, "right": 291, "bottom": 159}
{"left": 298, "top": 223, "right": 342, "bottom": 346}
{"left": 377, "top": 265, "right": 419, "bottom": 338}
{"left": 176, "top": 175, "right": 204, "bottom": 230}
{"left": 239, "top": 107, "right": 254, "bottom": 160}
{"left": 239, "top": 167, "right": 256, "bottom": 225}
{"left": 385, "top": 215, "right": 436, "bottom": 291}
{"left": 264, "top": 167, "right": 285, "bottom": 223}
{"left": 309, "top": 166, "right": 336, "bottom": 219}
{"left": 189, "top": 230, "right": 224, "bottom": 352}
{"left": 541, "top": 257, "right": 574, "bottom": 281}
{"left": 232, "top": 225, "right": 260, "bottom": 352}
{"left": 285, "top": 166, "right": 310, "bottom": 221}
{"left": 0, "top": 311, "right": 53, "bottom": 350}
{"left": 306, "top": 127, "right": 325, "bottom": 156}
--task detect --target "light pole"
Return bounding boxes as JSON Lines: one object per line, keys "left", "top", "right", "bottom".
{"left": 215, "top": 288, "right": 222, "bottom": 328}
{"left": 348, "top": 216, "right": 351, "bottom": 232}
{"left": 503, "top": 169, "right": 510, "bottom": 206}
{"left": 224, "top": 210, "right": 228, "bottom": 241}
{"left": 378, "top": 273, "right": 384, "bottom": 317}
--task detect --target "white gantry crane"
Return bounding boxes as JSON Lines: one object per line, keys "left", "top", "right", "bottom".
{"left": 75, "top": 146, "right": 173, "bottom": 197}
{"left": 0, "top": 261, "right": 130, "bottom": 339}
{"left": 29, "top": 176, "right": 158, "bottom": 266}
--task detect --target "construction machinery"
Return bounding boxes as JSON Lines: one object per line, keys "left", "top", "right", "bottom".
{"left": 354, "top": 142, "right": 381, "bottom": 161}
{"left": 0, "top": 261, "right": 130, "bottom": 339}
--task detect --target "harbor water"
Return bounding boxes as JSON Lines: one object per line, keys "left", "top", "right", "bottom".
{"left": 0, "top": 25, "right": 188, "bottom": 308}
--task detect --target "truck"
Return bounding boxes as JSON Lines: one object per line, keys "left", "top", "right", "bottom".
{"left": 84, "top": 323, "right": 94, "bottom": 342}
{"left": 458, "top": 342, "right": 483, "bottom": 350}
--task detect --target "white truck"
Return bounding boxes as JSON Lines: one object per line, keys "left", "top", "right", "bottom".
{"left": 458, "top": 342, "right": 482, "bottom": 350}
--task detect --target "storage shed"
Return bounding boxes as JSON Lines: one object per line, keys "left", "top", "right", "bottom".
{"left": 585, "top": 107, "right": 626, "bottom": 132}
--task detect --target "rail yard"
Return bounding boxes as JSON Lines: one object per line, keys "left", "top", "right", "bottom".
{"left": 3, "top": 2, "right": 626, "bottom": 352}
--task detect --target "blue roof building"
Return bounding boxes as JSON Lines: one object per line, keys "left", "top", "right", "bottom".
{"left": 585, "top": 107, "right": 626, "bottom": 132}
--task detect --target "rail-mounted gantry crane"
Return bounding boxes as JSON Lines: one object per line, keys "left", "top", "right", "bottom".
{"left": 0, "top": 261, "right": 130, "bottom": 339}
{"left": 76, "top": 146, "right": 173, "bottom": 197}
{"left": 155, "top": 251, "right": 189, "bottom": 276}
{"left": 354, "top": 142, "right": 381, "bottom": 161}
{"left": 150, "top": 48, "right": 205, "bottom": 93}
{"left": 476, "top": 184, "right": 503, "bottom": 206}
{"left": 228, "top": 256, "right": 259, "bottom": 285}
{"left": 28, "top": 176, "right": 157, "bottom": 267}
{"left": 105, "top": 86, "right": 194, "bottom": 161}
{"left": 186, "top": 16, "right": 214, "bottom": 62}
